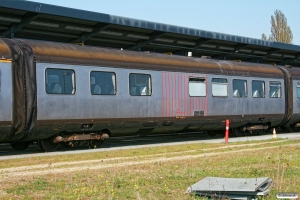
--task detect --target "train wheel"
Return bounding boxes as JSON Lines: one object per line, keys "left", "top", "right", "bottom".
{"left": 256, "top": 130, "right": 265, "bottom": 135}
{"left": 286, "top": 125, "right": 295, "bottom": 133}
{"left": 281, "top": 125, "right": 295, "bottom": 133}
{"left": 10, "top": 141, "right": 31, "bottom": 151}
{"left": 233, "top": 128, "right": 244, "bottom": 137}
{"left": 280, "top": 126, "right": 287, "bottom": 132}
{"left": 89, "top": 140, "right": 104, "bottom": 149}
{"left": 39, "top": 136, "right": 59, "bottom": 152}
{"left": 207, "top": 131, "right": 217, "bottom": 137}
{"left": 37, "top": 140, "right": 43, "bottom": 149}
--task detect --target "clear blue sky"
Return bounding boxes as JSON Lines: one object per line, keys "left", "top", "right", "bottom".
{"left": 30, "top": 0, "right": 300, "bottom": 45}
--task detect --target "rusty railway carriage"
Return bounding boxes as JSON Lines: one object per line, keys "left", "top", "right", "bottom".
{"left": 0, "top": 38, "right": 299, "bottom": 152}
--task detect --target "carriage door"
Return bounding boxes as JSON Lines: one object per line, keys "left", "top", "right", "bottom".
{"left": 188, "top": 76, "right": 207, "bottom": 117}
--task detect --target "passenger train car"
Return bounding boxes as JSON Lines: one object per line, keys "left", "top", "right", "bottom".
{"left": 0, "top": 39, "right": 299, "bottom": 152}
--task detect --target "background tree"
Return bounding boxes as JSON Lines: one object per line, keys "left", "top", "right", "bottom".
{"left": 261, "top": 9, "right": 293, "bottom": 44}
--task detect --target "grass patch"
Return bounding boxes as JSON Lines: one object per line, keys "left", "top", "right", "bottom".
{"left": 1, "top": 138, "right": 300, "bottom": 199}
{"left": 0, "top": 138, "right": 288, "bottom": 169}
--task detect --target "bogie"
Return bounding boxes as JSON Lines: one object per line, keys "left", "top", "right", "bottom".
{"left": 10, "top": 141, "right": 31, "bottom": 151}
{"left": 38, "top": 136, "right": 59, "bottom": 152}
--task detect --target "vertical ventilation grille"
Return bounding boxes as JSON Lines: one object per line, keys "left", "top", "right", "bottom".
{"left": 194, "top": 110, "right": 204, "bottom": 116}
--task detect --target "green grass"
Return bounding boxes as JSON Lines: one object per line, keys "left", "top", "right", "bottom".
{"left": 1, "top": 138, "right": 300, "bottom": 199}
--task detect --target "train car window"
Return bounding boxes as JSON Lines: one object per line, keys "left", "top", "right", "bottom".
{"left": 189, "top": 77, "right": 206, "bottom": 97}
{"left": 45, "top": 68, "right": 75, "bottom": 94}
{"left": 212, "top": 78, "right": 227, "bottom": 97}
{"left": 297, "top": 83, "right": 300, "bottom": 98}
{"left": 90, "top": 71, "right": 116, "bottom": 95}
{"left": 252, "top": 80, "right": 265, "bottom": 98}
{"left": 269, "top": 81, "right": 281, "bottom": 98}
{"left": 129, "top": 73, "right": 152, "bottom": 96}
{"left": 233, "top": 79, "right": 247, "bottom": 98}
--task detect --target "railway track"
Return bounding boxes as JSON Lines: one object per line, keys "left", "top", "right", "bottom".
{"left": 0, "top": 131, "right": 299, "bottom": 160}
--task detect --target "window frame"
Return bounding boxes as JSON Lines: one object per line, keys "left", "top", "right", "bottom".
{"left": 129, "top": 73, "right": 152, "bottom": 96}
{"left": 211, "top": 78, "right": 228, "bottom": 97}
{"left": 232, "top": 79, "right": 248, "bottom": 98}
{"left": 251, "top": 80, "right": 265, "bottom": 98}
{"left": 269, "top": 81, "right": 282, "bottom": 98}
{"left": 297, "top": 82, "right": 300, "bottom": 99}
{"left": 45, "top": 68, "right": 76, "bottom": 95}
{"left": 188, "top": 77, "right": 206, "bottom": 97}
{"left": 90, "top": 71, "right": 117, "bottom": 95}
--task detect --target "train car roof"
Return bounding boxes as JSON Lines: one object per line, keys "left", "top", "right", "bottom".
{"left": 18, "top": 39, "right": 282, "bottom": 79}
{"left": 0, "top": 0, "right": 299, "bottom": 67}
{"left": 0, "top": 39, "right": 11, "bottom": 60}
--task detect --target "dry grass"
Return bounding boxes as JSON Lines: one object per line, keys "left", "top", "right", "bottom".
{"left": 0, "top": 138, "right": 300, "bottom": 199}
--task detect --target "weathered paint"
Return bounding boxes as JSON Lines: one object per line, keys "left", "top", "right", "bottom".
{"left": 161, "top": 72, "right": 208, "bottom": 117}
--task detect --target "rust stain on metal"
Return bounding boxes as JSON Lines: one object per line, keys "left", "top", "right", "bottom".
{"left": 53, "top": 133, "right": 109, "bottom": 143}
{"left": 25, "top": 39, "right": 283, "bottom": 78}
{"left": 0, "top": 40, "right": 12, "bottom": 60}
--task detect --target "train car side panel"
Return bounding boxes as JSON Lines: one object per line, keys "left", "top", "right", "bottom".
{"left": 206, "top": 74, "right": 285, "bottom": 129}
{"left": 36, "top": 63, "right": 163, "bottom": 120}
{"left": 284, "top": 67, "right": 300, "bottom": 127}
{"left": 34, "top": 62, "right": 211, "bottom": 138}
{"left": 161, "top": 72, "right": 208, "bottom": 117}
{"left": 293, "top": 80, "right": 300, "bottom": 114}
{"left": 208, "top": 75, "right": 285, "bottom": 115}
{"left": 0, "top": 62, "right": 13, "bottom": 121}
{"left": 36, "top": 63, "right": 209, "bottom": 121}
{"left": 0, "top": 62, "right": 13, "bottom": 140}
{"left": 289, "top": 79, "right": 300, "bottom": 125}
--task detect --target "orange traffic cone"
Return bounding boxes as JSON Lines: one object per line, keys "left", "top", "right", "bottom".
{"left": 273, "top": 128, "right": 277, "bottom": 139}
